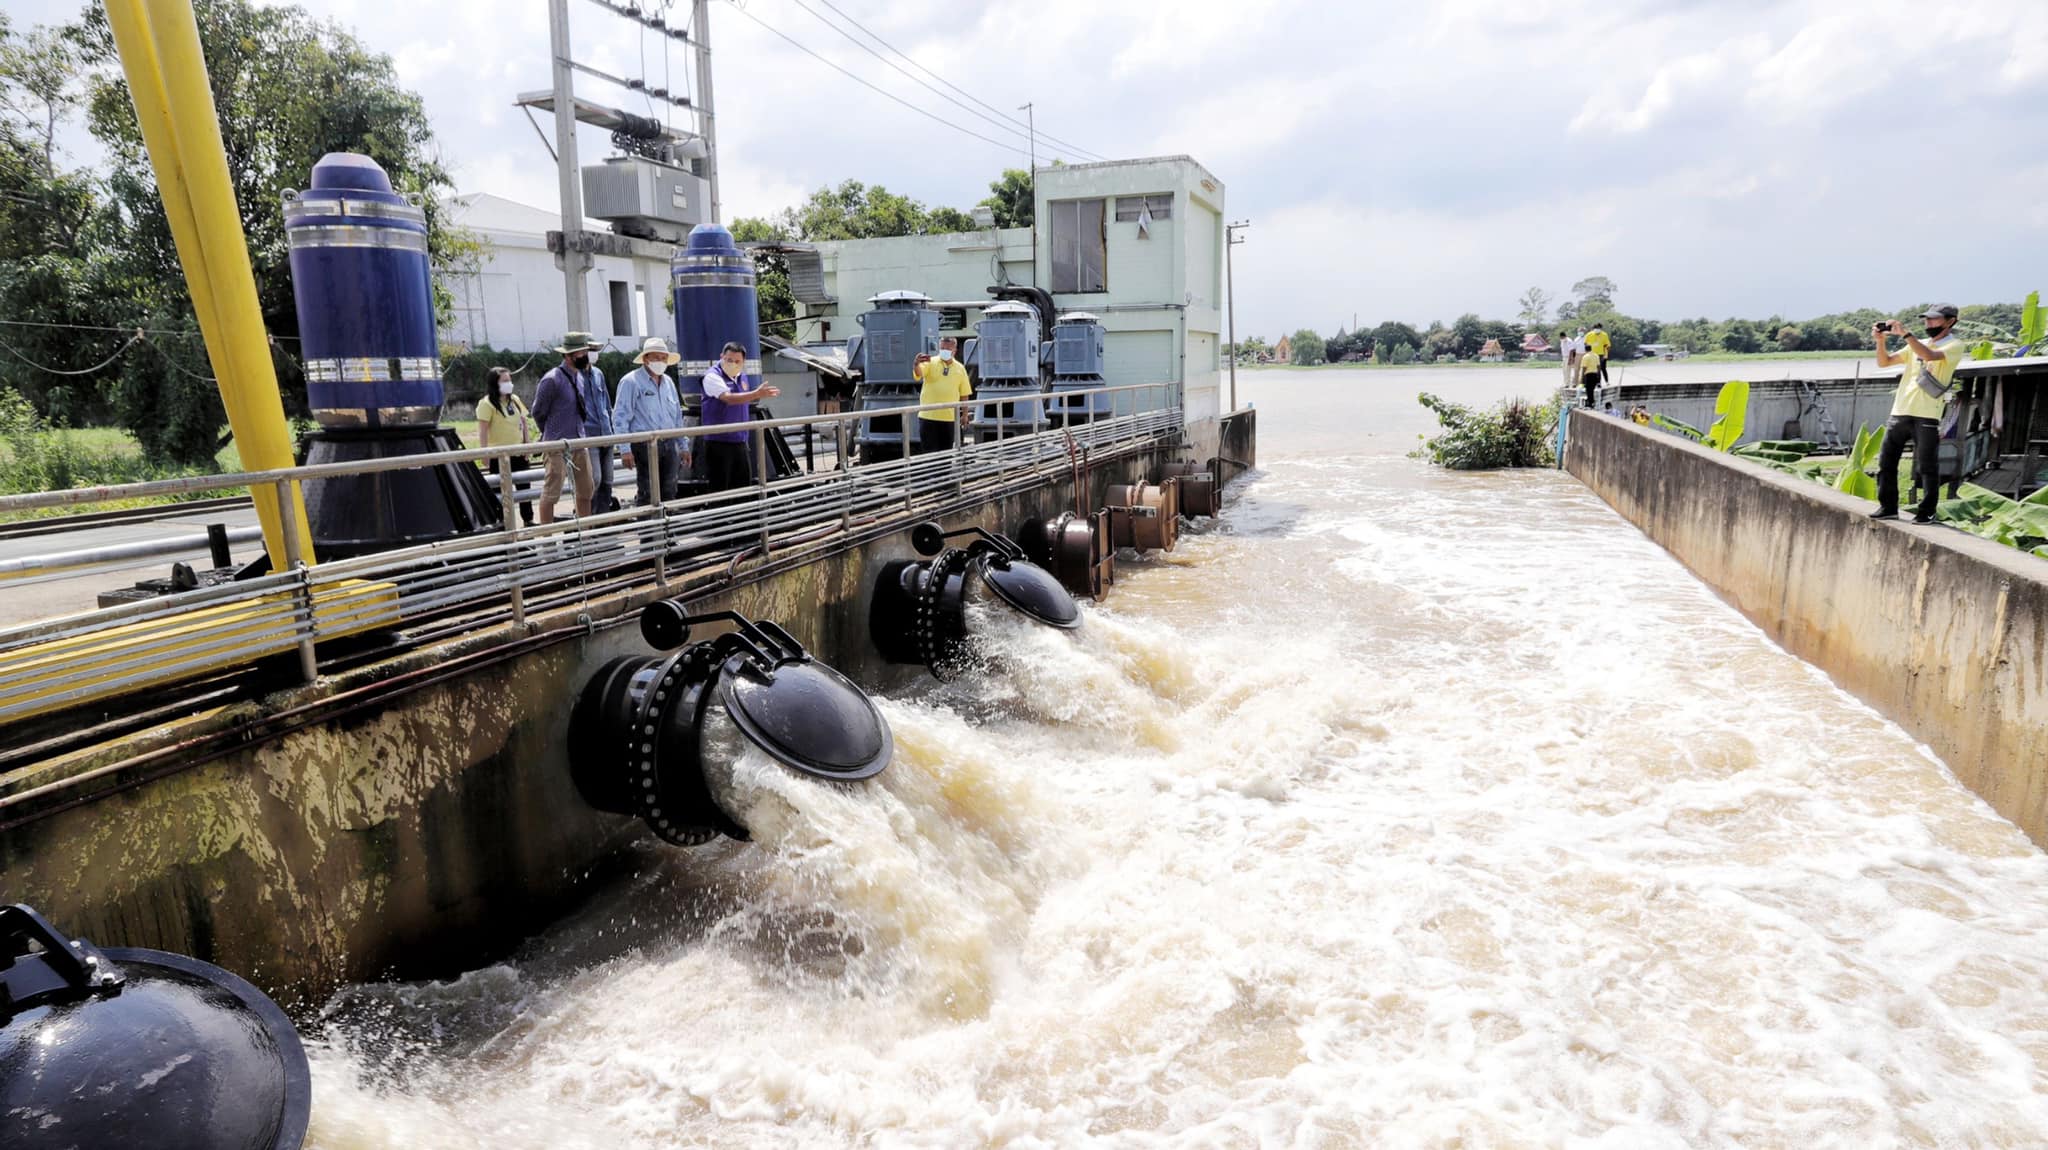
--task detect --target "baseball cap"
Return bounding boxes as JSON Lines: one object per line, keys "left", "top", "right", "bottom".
{"left": 1920, "top": 304, "right": 1959, "bottom": 319}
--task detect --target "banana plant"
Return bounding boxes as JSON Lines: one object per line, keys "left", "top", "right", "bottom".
{"left": 1833, "top": 424, "right": 1880, "bottom": 501}
{"left": 1702, "top": 380, "right": 1749, "bottom": 451}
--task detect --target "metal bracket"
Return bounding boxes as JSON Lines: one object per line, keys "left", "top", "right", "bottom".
{"left": 0, "top": 904, "right": 124, "bottom": 1023}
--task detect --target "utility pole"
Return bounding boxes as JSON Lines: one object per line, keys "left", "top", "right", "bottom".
{"left": 1226, "top": 219, "right": 1249, "bottom": 412}
{"left": 549, "top": 0, "right": 588, "bottom": 330}
{"left": 1019, "top": 101, "right": 1036, "bottom": 284}
{"left": 693, "top": 0, "right": 720, "bottom": 223}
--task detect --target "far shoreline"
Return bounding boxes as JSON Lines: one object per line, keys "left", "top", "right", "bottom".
{"left": 1240, "top": 349, "right": 1874, "bottom": 371}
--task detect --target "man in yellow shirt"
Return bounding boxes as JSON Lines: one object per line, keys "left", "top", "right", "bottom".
{"left": 1872, "top": 304, "right": 1966, "bottom": 523}
{"left": 1585, "top": 324, "right": 1613, "bottom": 385}
{"left": 912, "top": 337, "right": 973, "bottom": 453}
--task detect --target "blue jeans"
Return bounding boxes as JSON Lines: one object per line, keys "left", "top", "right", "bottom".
{"left": 588, "top": 444, "right": 615, "bottom": 510}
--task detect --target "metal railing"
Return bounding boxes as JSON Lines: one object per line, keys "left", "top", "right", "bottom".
{"left": 0, "top": 381, "right": 1182, "bottom": 727}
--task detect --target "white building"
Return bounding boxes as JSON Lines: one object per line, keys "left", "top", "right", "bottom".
{"left": 788, "top": 156, "right": 1227, "bottom": 436}
{"left": 438, "top": 192, "right": 671, "bottom": 354}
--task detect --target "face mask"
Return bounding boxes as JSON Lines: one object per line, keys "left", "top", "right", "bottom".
{"left": 1925, "top": 324, "right": 1945, "bottom": 338}
{"left": 571, "top": 354, "right": 590, "bottom": 370}
{"left": 938, "top": 349, "right": 954, "bottom": 362}
{"left": 497, "top": 380, "right": 513, "bottom": 395}
{"left": 724, "top": 360, "right": 743, "bottom": 376}
{"left": 647, "top": 360, "right": 666, "bottom": 375}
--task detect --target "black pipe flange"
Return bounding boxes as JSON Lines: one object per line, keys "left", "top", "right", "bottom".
{"left": 1015, "top": 510, "right": 1114, "bottom": 600}
{"left": 0, "top": 904, "right": 311, "bottom": 1150}
{"left": 570, "top": 606, "right": 892, "bottom": 846}
{"left": 870, "top": 522, "right": 1081, "bottom": 678}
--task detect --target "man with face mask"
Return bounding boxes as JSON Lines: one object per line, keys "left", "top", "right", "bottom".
{"left": 1872, "top": 304, "right": 1967, "bottom": 524}
{"left": 700, "top": 340, "right": 780, "bottom": 492}
{"left": 531, "top": 331, "right": 598, "bottom": 522}
{"left": 571, "top": 337, "right": 618, "bottom": 512}
{"left": 911, "top": 336, "right": 973, "bottom": 453}
{"left": 612, "top": 337, "right": 687, "bottom": 506}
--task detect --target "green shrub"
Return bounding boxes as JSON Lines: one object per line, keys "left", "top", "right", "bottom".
{"left": 1413, "top": 392, "right": 1557, "bottom": 469}
{"left": 440, "top": 345, "right": 643, "bottom": 407}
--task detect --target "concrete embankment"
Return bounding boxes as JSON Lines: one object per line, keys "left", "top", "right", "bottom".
{"left": 0, "top": 414, "right": 1248, "bottom": 1005}
{"left": 1565, "top": 411, "right": 2048, "bottom": 843}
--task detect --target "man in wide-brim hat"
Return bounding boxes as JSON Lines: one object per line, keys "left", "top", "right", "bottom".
{"left": 612, "top": 336, "right": 688, "bottom": 506}
{"left": 530, "top": 331, "right": 602, "bottom": 521}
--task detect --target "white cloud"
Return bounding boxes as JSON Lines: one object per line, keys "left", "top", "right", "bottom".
{"left": 1570, "top": 39, "right": 1763, "bottom": 135}
{"left": 7, "top": 0, "right": 2045, "bottom": 338}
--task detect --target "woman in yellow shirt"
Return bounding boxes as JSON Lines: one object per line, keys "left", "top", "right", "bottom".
{"left": 475, "top": 366, "right": 536, "bottom": 526}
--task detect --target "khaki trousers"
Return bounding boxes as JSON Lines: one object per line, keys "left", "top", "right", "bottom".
{"left": 540, "top": 445, "right": 594, "bottom": 521}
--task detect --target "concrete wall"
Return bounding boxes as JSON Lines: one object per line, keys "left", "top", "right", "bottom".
{"left": 1565, "top": 411, "right": 2048, "bottom": 843}
{"left": 0, "top": 442, "right": 1187, "bottom": 1005}
{"left": 438, "top": 193, "right": 670, "bottom": 354}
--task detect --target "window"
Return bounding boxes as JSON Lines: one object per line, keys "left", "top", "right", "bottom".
{"left": 1049, "top": 198, "right": 1107, "bottom": 293}
{"left": 1114, "top": 194, "right": 1173, "bottom": 222}
{"left": 608, "top": 280, "right": 633, "bottom": 337}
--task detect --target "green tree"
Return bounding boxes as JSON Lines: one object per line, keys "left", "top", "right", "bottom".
{"left": 1516, "top": 286, "right": 1552, "bottom": 331}
{"left": 1288, "top": 328, "right": 1325, "bottom": 366}
{"left": 728, "top": 215, "right": 796, "bottom": 333}
{"left": 0, "top": 14, "right": 119, "bottom": 424}
{"left": 0, "top": 17, "right": 93, "bottom": 261}
{"left": 1450, "top": 313, "right": 1486, "bottom": 359}
{"left": 978, "top": 168, "right": 1032, "bottom": 228}
{"left": 730, "top": 179, "right": 984, "bottom": 332}
{"left": 1775, "top": 324, "right": 1803, "bottom": 351}
{"left": 1720, "top": 318, "right": 1762, "bottom": 354}
{"left": 38, "top": 0, "right": 476, "bottom": 463}
{"left": 1570, "top": 276, "right": 1617, "bottom": 308}
{"left": 1574, "top": 302, "right": 1642, "bottom": 359}
{"left": 780, "top": 179, "right": 973, "bottom": 241}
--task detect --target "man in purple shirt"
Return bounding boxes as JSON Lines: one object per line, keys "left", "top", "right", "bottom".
{"left": 700, "top": 340, "right": 779, "bottom": 492}
{"left": 530, "top": 331, "right": 598, "bottom": 521}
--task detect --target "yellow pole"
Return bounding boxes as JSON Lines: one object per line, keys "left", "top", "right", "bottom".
{"left": 102, "top": 0, "right": 311, "bottom": 568}
{"left": 100, "top": 3, "right": 228, "bottom": 400}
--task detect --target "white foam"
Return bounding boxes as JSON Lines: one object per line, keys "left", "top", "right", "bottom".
{"left": 306, "top": 449, "right": 2048, "bottom": 1148}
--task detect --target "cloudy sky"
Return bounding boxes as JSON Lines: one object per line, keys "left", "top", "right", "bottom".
{"left": 15, "top": 0, "right": 2048, "bottom": 338}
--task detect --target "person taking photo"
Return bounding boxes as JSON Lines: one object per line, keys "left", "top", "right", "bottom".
{"left": 1871, "top": 304, "right": 1966, "bottom": 524}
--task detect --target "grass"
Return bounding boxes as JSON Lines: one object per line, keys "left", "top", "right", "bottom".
{"left": 0, "top": 425, "right": 245, "bottom": 523}
{"left": 0, "top": 420, "right": 509, "bottom": 524}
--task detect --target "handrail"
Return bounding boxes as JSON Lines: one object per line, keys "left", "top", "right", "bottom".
{"left": 0, "top": 388, "right": 1184, "bottom": 728}
{"left": 0, "top": 380, "right": 1176, "bottom": 514}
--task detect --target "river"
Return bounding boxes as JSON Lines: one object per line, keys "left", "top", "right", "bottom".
{"left": 306, "top": 364, "right": 2048, "bottom": 1148}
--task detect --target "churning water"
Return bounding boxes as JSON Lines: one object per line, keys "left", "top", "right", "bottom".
{"left": 307, "top": 368, "right": 2048, "bottom": 1148}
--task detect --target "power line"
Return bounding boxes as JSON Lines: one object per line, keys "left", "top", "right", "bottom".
{"left": 722, "top": 1, "right": 1029, "bottom": 159}
{"left": 569, "top": 59, "right": 690, "bottom": 107}
{"left": 0, "top": 318, "right": 301, "bottom": 343}
{"left": 809, "top": 0, "right": 1105, "bottom": 162}
{"left": 0, "top": 332, "right": 141, "bottom": 377}
{"left": 784, "top": 0, "right": 1071, "bottom": 158}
